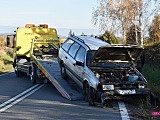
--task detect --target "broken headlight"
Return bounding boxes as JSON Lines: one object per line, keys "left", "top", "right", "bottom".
{"left": 138, "top": 83, "right": 147, "bottom": 88}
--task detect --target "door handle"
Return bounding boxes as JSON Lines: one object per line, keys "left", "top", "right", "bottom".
{"left": 65, "top": 56, "right": 68, "bottom": 59}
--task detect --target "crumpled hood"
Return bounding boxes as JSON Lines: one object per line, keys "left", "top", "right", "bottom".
{"left": 90, "top": 45, "right": 144, "bottom": 65}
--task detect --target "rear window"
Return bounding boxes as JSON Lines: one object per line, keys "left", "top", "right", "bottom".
{"left": 61, "top": 39, "right": 74, "bottom": 52}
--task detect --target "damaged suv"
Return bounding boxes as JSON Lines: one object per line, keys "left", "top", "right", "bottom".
{"left": 58, "top": 35, "right": 150, "bottom": 106}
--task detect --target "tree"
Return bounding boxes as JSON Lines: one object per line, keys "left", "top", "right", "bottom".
{"left": 149, "top": 14, "right": 160, "bottom": 42}
{"left": 98, "top": 31, "right": 119, "bottom": 44}
{"left": 92, "top": 0, "right": 160, "bottom": 45}
{"left": 126, "top": 25, "right": 141, "bottom": 45}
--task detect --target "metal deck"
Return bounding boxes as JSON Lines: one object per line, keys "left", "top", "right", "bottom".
{"left": 36, "top": 59, "right": 83, "bottom": 101}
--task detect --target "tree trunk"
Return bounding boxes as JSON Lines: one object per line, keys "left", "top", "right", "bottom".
{"left": 135, "top": 24, "right": 138, "bottom": 45}
{"left": 123, "top": 30, "right": 126, "bottom": 44}
{"left": 139, "top": 12, "right": 143, "bottom": 46}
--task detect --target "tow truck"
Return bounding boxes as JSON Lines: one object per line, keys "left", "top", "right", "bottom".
{"left": 13, "top": 24, "right": 82, "bottom": 100}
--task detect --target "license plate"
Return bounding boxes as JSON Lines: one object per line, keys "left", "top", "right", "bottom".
{"left": 102, "top": 85, "right": 114, "bottom": 90}
{"left": 117, "top": 89, "right": 136, "bottom": 95}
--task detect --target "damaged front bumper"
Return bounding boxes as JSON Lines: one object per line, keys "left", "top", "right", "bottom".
{"left": 100, "top": 88, "right": 150, "bottom": 104}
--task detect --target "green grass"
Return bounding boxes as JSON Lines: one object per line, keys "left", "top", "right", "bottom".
{"left": 132, "top": 64, "right": 160, "bottom": 119}
{"left": 142, "top": 64, "right": 160, "bottom": 97}
{"left": 0, "top": 51, "right": 13, "bottom": 74}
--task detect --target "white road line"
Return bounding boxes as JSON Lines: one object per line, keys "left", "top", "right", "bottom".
{"left": 0, "top": 84, "right": 39, "bottom": 108}
{"left": 0, "top": 72, "right": 13, "bottom": 77}
{"left": 0, "top": 84, "right": 44, "bottom": 112}
{"left": 118, "top": 101, "right": 130, "bottom": 120}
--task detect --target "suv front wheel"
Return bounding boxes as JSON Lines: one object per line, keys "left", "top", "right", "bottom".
{"left": 83, "top": 82, "right": 96, "bottom": 106}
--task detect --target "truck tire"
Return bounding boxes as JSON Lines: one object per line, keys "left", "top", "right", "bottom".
{"left": 60, "top": 63, "right": 67, "bottom": 79}
{"left": 14, "top": 59, "right": 23, "bottom": 77}
{"left": 14, "top": 64, "right": 21, "bottom": 77}
{"left": 30, "top": 63, "right": 37, "bottom": 84}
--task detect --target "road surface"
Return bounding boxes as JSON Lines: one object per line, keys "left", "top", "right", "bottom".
{"left": 0, "top": 72, "right": 146, "bottom": 120}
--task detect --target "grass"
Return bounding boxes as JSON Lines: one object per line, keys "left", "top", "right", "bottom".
{"left": 130, "top": 65, "right": 160, "bottom": 120}
{"left": 0, "top": 49, "right": 13, "bottom": 74}
{"left": 142, "top": 64, "right": 160, "bottom": 119}
{"left": 142, "top": 64, "right": 160, "bottom": 97}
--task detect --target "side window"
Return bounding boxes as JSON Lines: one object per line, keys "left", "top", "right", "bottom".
{"left": 61, "top": 39, "right": 74, "bottom": 52}
{"left": 75, "top": 47, "right": 86, "bottom": 63}
{"left": 68, "top": 42, "right": 80, "bottom": 58}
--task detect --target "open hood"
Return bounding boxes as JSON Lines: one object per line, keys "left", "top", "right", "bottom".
{"left": 90, "top": 45, "right": 144, "bottom": 65}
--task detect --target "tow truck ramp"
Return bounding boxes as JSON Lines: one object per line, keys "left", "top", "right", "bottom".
{"left": 31, "top": 55, "right": 83, "bottom": 101}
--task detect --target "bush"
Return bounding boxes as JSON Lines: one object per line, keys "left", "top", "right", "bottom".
{"left": 5, "top": 47, "right": 13, "bottom": 58}
{"left": 0, "top": 50, "right": 13, "bottom": 74}
{"left": 144, "top": 42, "right": 160, "bottom": 67}
{"left": 142, "top": 64, "right": 160, "bottom": 97}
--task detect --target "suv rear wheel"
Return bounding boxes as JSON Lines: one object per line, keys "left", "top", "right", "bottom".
{"left": 60, "top": 63, "right": 67, "bottom": 79}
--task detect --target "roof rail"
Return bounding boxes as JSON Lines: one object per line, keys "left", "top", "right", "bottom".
{"left": 71, "top": 35, "right": 84, "bottom": 43}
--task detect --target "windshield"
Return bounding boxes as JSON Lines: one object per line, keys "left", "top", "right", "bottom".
{"left": 86, "top": 50, "right": 96, "bottom": 66}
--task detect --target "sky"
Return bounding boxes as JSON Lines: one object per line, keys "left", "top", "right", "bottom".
{"left": 0, "top": 0, "right": 98, "bottom": 29}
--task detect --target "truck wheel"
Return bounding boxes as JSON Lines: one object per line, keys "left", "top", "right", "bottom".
{"left": 60, "top": 63, "right": 67, "bottom": 79}
{"left": 30, "top": 63, "right": 37, "bottom": 84}
{"left": 14, "top": 64, "right": 20, "bottom": 77}
{"left": 14, "top": 59, "right": 22, "bottom": 77}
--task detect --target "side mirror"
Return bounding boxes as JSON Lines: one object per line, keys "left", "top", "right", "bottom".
{"left": 76, "top": 61, "right": 84, "bottom": 66}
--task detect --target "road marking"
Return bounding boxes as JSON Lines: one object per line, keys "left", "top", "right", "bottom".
{"left": 0, "top": 84, "right": 44, "bottom": 112}
{"left": 0, "top": 72, "right": 13, "bottom": 77}
{"left": 118, "top": 101, "right": 130, "bottom": 120}
{"left": 0, "top": 84, "right": 39, "bottom": 108}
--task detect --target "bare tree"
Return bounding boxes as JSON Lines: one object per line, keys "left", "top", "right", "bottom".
{"left": 92, "top": 0, "right": 160, "bottom": 45}
{"left": 139, "top": 0, "right": 159, "bottom": 45}
{"left": 126, "top": 25, "right": 141, "bottom": 45}
{"left": 149, "top": 14, "right": 160, "bottom": 42}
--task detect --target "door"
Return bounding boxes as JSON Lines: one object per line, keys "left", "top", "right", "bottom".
{"left": 74, "top": 46, "right": 86, "bottom": 88}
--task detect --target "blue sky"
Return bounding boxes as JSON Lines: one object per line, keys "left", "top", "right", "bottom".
{"left": 0, "top": 0, "right": 98, "bottom": 29}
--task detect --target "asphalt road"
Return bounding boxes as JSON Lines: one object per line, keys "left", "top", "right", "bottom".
{"left": 0, "top": 72, "right": 146, "bottom": 120}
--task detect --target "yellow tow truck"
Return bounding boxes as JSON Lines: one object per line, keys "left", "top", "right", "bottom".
{"left": 13, "top": 24, "right": 59, "bottom": 81}
{"left": 13, "top": 24, "right": 82, "bottom": 100}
